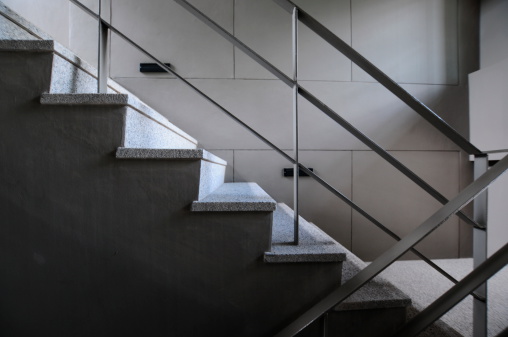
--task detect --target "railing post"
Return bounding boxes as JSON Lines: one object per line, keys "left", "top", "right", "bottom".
{"left": 321, "top": 312, "right": 328, "bottom": 337}
{"left": 473, "top": 154, "right": 488, "bottom": 337}
{"left": 97, "top": 0, "right": 110, "bottom": 93}
{"left": 292, "top": 6, "right": 299, "bottom": 245}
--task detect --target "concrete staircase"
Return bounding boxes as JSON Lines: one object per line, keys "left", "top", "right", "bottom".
{"left": 0, "top": 2, "right": 459, "bottom": 336}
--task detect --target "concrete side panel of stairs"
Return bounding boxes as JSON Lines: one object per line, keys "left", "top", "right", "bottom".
{"left": 0, "top": 47, "right": 344, "bottom": 337}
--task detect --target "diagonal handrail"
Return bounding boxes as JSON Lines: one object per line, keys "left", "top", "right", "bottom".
{"left": 274, "top": 154, "right": 508, "bottom": 336}
{"left": 172, "top": 0, "right": 482, "bottom": 230}
{"left": 297, "top": 86, "right": 482, "bottom": 230}
{"left": 68, "top": 0, "right": 471, "bottom": 290}
{"left": 273, "top": 0, "right": 483, "bottom": 156}
{"left": 392, "top": 241, "right": 508, "bottom": 337}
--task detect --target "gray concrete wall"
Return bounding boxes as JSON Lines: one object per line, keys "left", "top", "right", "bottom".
{"left": 0, "top": 49, "right": 343, "bottom": 336}
{"left": 12, "top": 0, "right": 479, "bottom": 260}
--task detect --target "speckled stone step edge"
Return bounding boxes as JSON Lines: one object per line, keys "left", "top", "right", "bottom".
{"left": 116, "top": 148, "right": 226, "bottom": 166}
{"left": 40, "top": 93, "right": 197, "bottom": 146}
{"left": 264, "top": 203, "right": 347, "bottom": 263}
{"left": 333, "top": 250, "right": 411, "bottom": 311}
{"left": 191, "top": 182, "right": 276, "bottom": 212}
{"left": 41, "top": 93, "right": 128, "bottom": 105}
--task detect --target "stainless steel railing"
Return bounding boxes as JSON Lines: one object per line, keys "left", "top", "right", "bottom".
{"left": 274, "top": 154, "right": 508, "bottom": 336}
{"left": 68, "top": 0, "right": 506, "bottom": 335}
{"left": 270, "top": 1, "right": 504, "bottom": 336}
{"left": 171, "top": 0, "right": 486, "bottom": 296}
{"left": 273, "top": 0, "right": 482, "bottom": 156}
{"left": 173, "top": 0, "right": 482, "bottom": 230}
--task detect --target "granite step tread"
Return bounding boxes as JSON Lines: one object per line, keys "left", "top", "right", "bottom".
{"left": 264, "top": 203, "right": 347, "bottom": 263}
{"left": 191, "top": 182, "right": 276, "bottom": 212}
{"left": 116, "top": 147, "right": 226, "bottom": 166}
{"left": 41, "top": 93, "right": 197, "bottom": 146}
{"left": 0, "top": 39, "right": 53, "bottom": 50}
{"left": 334, "top": 250, "right": 411, "bottom": 311}
{"left": 41, "top": 93, "right": 129, "bottom": 105}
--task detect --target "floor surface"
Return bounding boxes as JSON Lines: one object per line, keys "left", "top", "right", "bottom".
{"left": 380, "top": 258, "right": 508, "bottom": 336}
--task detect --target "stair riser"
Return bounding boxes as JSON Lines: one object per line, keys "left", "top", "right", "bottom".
{"left": 198, "top": 159, "right": 226, "bottom": 200}
{"left": 296, "top": 307, "right": 406, "bottom": 337}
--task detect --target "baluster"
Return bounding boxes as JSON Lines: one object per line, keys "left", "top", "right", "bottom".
{"left": 292, "top": 6, "right": 299, "bottom": 245}
{"left": 97, "top": 0, "right": 110, "bottom": 93}
{"left": 473, "top": 155, "right": 488, "bottom": 337}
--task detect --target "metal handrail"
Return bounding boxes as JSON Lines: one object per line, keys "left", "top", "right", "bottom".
{"left": 275, "top": 154, "right": 508, "bottom": 336}
{"left": 173, "top": 0, "right": 482, "bottom": 231}
{"left": 170, "top": 0, "right": 486, "bottom": 288}
{"left": 273, "top": 0, "right": 483, "bottom": 156}
{"left": 67, "top": 1, "right": 392, "bottom": 236}
{"left": 291, "top": 7, "right": 299, "bottom": 244}
{"left": 297, "top": 86, "right": 482, "bottom": 230}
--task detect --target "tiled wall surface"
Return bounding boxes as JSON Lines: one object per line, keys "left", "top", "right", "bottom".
{"left": 7, "top": 0, "right": 480, "bottom": 260}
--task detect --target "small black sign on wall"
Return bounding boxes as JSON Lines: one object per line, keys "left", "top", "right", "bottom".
{"left": 283, "top": 168, "right": 313, "bottom": 177}
{"left": 139, "top": 63, "right": 172, "bottom": 73}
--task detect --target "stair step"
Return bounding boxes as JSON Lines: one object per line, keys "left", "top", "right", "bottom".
{"left": 117, "top": 148, "right": 226, "bottom": 200}
{"left": 41, "top": 93, "right": 128, "bottom": 105}
{"left": 335, "top": 251, "right": 411, "bottom": 311}
{"left": 0, "top": 39, "right": 54, "bottom": 50}
{"left": 116, "top": 148, "right": 226, "bottom": 165}
{"left": 264, "top": 203, "right": 347, "bottom": 263}
{"left": 191, "top": 182, "right": 276, "bottom": 212}
{"left": 42, "top": 93, "right": 198, "bottom": 149}
{"left": 4, "top": 7, "right": 197, "bottom": 150}
{"left": 40, "top": 93, "right": 195, "bottom": 142}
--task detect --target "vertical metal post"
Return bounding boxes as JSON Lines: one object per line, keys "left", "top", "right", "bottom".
{"left": 97, "top": 0, "right": 110, "bottom": 93}
{"left": 473, "top": 155, "right": 488, "bottom": 337}
{"left": 321, "top": 312, "right": 328, "bottom": 337}
{"left": 292, "top": 6, "right": 299, "bottom": 245}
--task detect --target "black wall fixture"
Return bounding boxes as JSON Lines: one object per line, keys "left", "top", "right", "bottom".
{"left": 139, "top": 63, "right": 172, "bottom": 73}
{"left": 283, "top": 168, "right": 313, "bottom": 177}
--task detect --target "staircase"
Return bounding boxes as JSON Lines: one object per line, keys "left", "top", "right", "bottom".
{"left": 0, "top": 3, "right": 423, "bottom": 336}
